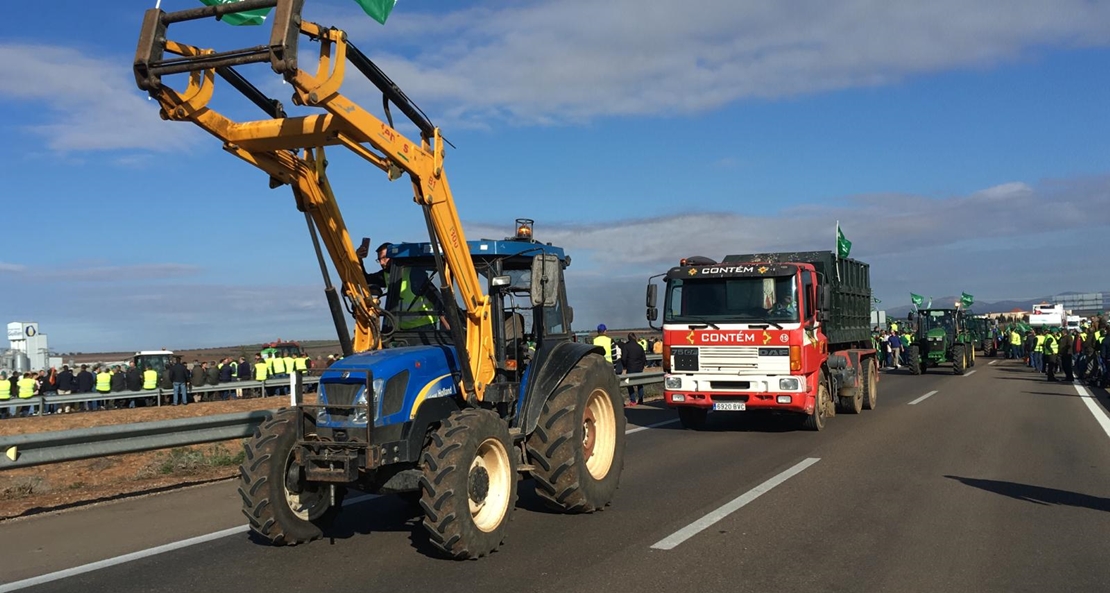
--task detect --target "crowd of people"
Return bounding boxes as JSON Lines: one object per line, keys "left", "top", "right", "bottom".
{"left": 0, "top": 352, "right": 342, "bottom": 419}
{"left": 588, "top": 324, "right": 663, "bottom": 408}
{"left": 996, "top": 318, "right": 1109, "bottom": 384}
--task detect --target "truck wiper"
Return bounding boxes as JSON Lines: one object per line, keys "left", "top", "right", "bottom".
{"left": 749, "top": 321, "right": 784, "bottom": 330}
{"left": 686, "top": 318, "right": 720, "bottom": 330}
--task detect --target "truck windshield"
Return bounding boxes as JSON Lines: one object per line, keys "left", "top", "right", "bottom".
{"left": 664, "top": 276, "right": 798, "bottom": 323}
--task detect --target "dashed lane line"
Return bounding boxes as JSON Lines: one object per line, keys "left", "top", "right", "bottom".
{"left": 650, "top": 457, "right": 821, "bottom": 550}
{"left": 1, "top": 418, "right": 679, "bottom": 592}
{"left": 908, "top": 390, "right": 939, "bottom": 405}
{"left": 1074, "top": 383, "right": 1110, "bottom": 441}
{"left": 963, "top": 370, "right": 977, "bottom": 377}
{"left": 988, "top": 360, "right": 998, "bottom": 366}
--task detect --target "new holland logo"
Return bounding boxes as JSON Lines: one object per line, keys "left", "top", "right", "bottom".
{"left": 686, "top": 330, "right": 696, "bottom": 344}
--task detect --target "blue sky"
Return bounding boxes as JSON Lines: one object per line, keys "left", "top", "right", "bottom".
{"left": 2, "top": 0, "right": 1109, "bottom": 352}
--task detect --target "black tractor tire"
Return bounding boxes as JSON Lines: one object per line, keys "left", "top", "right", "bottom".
{"left": 527, "top": 353, "right": 626, "bottom": 513}
{"left": 802, "top": 374, "right": 832, "bottom": 431}
{"left": 952, "top": 345, "right": 966, "bottom": 375}
{"left": 909, "top": 346, "right": 922, "bottom": 376}
{"left": 239, "top": 408, "right": 342, "bottom": 546}
{"left": 677, "top": 407, "right": 709, "bottom": 430}
{"left": 862, "top": 358, "right": 878, "bottom": 410}
{"left": 419, "top": 408, "right": 517, "bottom": 560}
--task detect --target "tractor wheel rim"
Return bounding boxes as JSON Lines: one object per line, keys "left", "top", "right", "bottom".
{"left": 283, "top": 448, "right": 328, "bottom": 521}
{"left": 584, "top": 388, "right": 616, "bottom": 480}
{"left": 469, "top": 437, "right": 512, "bottom": 533}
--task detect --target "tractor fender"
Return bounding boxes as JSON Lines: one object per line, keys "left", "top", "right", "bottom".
{"left": 518, "top": 341, "right": 604, "bottom": 435}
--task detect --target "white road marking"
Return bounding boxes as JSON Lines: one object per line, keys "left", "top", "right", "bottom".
{"left": 650, "top": 457, "right": 820, "bottom": 550}
{"left": 962, "top": 370, "right": 977, "bottom": 377}
{"left": 626, "top": 419, "right": 680, "bottom": 434}
{"left": 908, "top": 390, "right": 939, "bottom": 405}
{"left": 988, "top": 360, "right": 998, "bottom": 366}
{"left": 0, "top": 493, "right": 379, "bottom": 592}
{"left": 2, "top": 418, "right": 677, "bottom": 591}
{"left": 1074, "top": 383, "right": 1110, "bottom": 440}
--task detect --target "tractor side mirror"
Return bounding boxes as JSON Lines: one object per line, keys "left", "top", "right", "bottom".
{"left": 530, "top": 254, "right": 560, "bottom": 307}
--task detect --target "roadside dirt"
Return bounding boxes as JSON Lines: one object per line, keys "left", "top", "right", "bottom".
{"left": 0, "top": 397, "right": 290, "bottom": 521}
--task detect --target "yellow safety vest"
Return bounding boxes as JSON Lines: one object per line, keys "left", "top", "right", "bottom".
{"left": 143, "top": 369, "right": 158, "bottom": 390}
{"left": 891, "top": 322, "right": 899, "bottom": 332}
{"left": 18, "top": 377, "right": 36, "bottom": 399}
{"left": 295, "top": 357, "right": 308, "bottom": 371}
{"left": 282, "top": 357, "right": 295, "bottom": 374}
{"left": 0, "top": 379, "right": 10, "bottom": 400}
{"left": 398, "top": 268, "right": 437, "bottom": 330}
{"left": 95, "top": 372, "right": 112, "bottom": 393}
{"left": 1033, "top": 335, "right": 1045, "bottom": 353}
{"left": 1010, "top": 331, "right": 1021, "bottom": 345}
{"left": 269, "top": 357, "right": 286, "bottom": 374}
{"left": 593, "top": 335, "right": 614, "bottom": 363}
{"left": 1044, "top": 335, "right": 1058, "bottom": 355}
{"left": 254, "top": 362, "right": 269, "bottom": 381}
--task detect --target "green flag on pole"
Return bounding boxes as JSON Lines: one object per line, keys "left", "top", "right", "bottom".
{"left": 836, "top": 222, "right": 852, "bottom": 259}
{"left": 352, "top": 0, "right": 398, "bottom": 24}
{"left": 911, "top": 293, "right": 924, "bottom": 308}
{"left": 198, "top": 0, "right": 273, "bottom": 26}
{"left": 961, "top": 292, "right": 974, "bottom": 307}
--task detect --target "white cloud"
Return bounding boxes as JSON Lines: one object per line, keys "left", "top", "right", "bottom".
{"left": 0, "top": 43, "right": 200, "bottom": 152}
{"left": 328, "top": 0, "right": 1110, "bottom": 125}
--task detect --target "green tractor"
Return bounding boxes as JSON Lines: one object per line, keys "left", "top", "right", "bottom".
{"left": 969, "top": 315, "right": 998, "bottom": 357}
{"left": 907, "top": 308, "right": 976, "bottom": 375}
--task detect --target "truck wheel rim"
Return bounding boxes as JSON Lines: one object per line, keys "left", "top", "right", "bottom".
{"left": 583, "top": 388, "right": 616, "bottom": 480}
{"left": 468, "top": 437, "right": 512, "bottom": 533}
{"left": 283, "top": 449, "right": 328, "bottom": 521}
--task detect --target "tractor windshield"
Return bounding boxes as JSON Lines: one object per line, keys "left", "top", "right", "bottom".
{"left": 665, "top": 275, "right": 798, "bottom": 324}
{"left": 920, "top": 310, "right": 956, "bottom": 334}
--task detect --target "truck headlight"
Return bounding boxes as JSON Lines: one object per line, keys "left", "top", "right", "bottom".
{"left": 779, "top": 377, "right": 800, "bottom": 391}
{"left": 665, "top": 376, "right": 682, "bottom": 390}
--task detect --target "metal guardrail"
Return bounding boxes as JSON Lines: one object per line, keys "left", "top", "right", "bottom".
{"left": 0, "top": 377, "right": 320, "bottom": 414}
{"left": 0, "top": 410, "right": 273, "bottom": 469}
{"left": 0, "top": 371, "right": 663, "bottom": 469}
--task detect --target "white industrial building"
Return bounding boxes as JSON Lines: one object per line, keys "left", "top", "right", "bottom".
{"left": 3, "top": 321, "right": 63, "bottom": 372}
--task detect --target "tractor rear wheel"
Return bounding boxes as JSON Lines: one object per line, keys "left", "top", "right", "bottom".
{"left": 863, "top": 358, "right": 878, "bottom": 410}
{"left": 238, "top": 408, "right": 341, "bottom": 546}
{"left": 527, "top": 353, "right": 626, "bottom": 513}
{"left": 420, "top": 408, "right": 517, "bottom": 560}
{"left": 953, "top": 345, "right": 966, "bottom": 375}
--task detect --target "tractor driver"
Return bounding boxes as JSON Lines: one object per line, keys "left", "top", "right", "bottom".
{"left": 357, "top": 238, "right": 446, "bottom": 337}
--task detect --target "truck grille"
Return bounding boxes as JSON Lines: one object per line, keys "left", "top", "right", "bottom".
{"left": 699, "top": 346, "right": 760, "bottom": 370}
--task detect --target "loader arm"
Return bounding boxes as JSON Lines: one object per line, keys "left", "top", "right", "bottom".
{"left": 134, "top": 0, "right": 494, "bottom": 399}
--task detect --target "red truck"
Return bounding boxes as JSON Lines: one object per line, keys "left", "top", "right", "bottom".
{"left": 647, "top": 251, "right": 878, "bottom": 430}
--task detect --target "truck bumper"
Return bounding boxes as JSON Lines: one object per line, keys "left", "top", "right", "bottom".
{"left": 663, "top": 373, "right": 812, "bottom": 414}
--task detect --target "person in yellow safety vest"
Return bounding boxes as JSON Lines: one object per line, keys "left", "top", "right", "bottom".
{"left": 890, "top": 321, "right": 899, "bottom": 333}
{"left": 1010, "top": 329, "right": 1022, "bottom": 359}
{"left": 143, "top": 366, "right": 158, "bottom": 390}
{"left": 282, "top": 354, "right": 295, "bottom": 377}
{"left": 397, "top": 267, "right": 438, "bottom": 330}
{"left": 95, "top": 367, "right": 112, "bottom": 394}
{"left": 1043, "top": 328, "right": 1059, "bottom": 381}
{"left": 0, "top": 371, "right": 11, "bottom": 419}
{"left": 268, "top": 354, "right": 286, "bottom": 376}
{"left": 295, "top": 355, "right": 309, "bottom": 372}
{"left": 1033, "top": 330, "right": 1046, "bottom": 373}
{"left": 18, "top": 372, "right": 38, "bottom": 417}
{"left": 592, "top": 324, "right": 616, "bottom": 366}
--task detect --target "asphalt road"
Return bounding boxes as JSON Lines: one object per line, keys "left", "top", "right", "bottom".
{"left": 4, "top": 356, "right": 1110, "bottom": 593}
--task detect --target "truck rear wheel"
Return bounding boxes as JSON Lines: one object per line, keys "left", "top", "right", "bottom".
{"left": 838, "top": 386, "right": 862, "bottom": 414}
{"left": 909, "top": 346, "right": 922, "bottom": 376}
{"left": 527, "top": 353, "right": 626, "bottom": 513}
{"left": 952, "top": 345, "right": 966, "bottom": 375}
{"left": 863, "top": 359, "right": 878, "bottom": 410}
{"left": 677, "top": 407, "right": 709, "bottom": 430}
{"left": 239, "top": 408, "right": 341, "bottom": 546}
{"left": 420, "top": 408, "right": 517, "bottom": 560}
{"left": 802, "top": 374, "right": 831, "bottom": 431}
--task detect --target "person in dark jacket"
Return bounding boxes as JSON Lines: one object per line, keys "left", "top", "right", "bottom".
{"left": 621, "top": 333, "right": 647, "bottom": 406}
{"left": 205, "top": 362, "right": 220, "bottom": 402}
{"left": 76, "top": 365, "right": 94, "bottom": 393}
{"left": 110, "top": 365, "right": 126, "bottom": 392}
{"left": 218, "top": 358, "right": 233, "bottom": 383}
{"left": 56, "top": 365, "right": 75, "bottom": 395}
{"left": 169, "top": 358, "right": 190, "bottom": 406}
{"left": 237, "top": 356, "right": 251, "bottom": 381}
{"left": 125, "top": 362, "right": 142, "bottom": 391}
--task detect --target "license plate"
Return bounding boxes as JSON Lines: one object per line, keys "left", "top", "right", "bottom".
{"left": 713, "top": 402, "right": 746, "bottom": 411}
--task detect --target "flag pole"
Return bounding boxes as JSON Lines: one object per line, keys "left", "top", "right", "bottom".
{"left": 835, "top": 220, "right": 841, "bottom": 282}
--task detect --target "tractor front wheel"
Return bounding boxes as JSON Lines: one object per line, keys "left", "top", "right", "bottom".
{"left": 953, "top": 345, "right": 966, "bottom": 375}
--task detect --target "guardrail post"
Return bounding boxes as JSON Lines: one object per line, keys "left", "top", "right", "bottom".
{"left": 290, "top": 372, "right": 302, "bottom": 407}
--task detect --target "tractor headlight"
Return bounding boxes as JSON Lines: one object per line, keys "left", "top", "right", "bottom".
{"left": 353, "top": 379, "right": 383, "bottom": 424}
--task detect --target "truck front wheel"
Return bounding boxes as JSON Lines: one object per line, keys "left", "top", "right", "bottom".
{"left": 527, "top": 353, "right": 626, "bottom": 513}
{"left": 802, "top": 375, "right": 832, "bottom": 431}
{"left": 677, "top": 407, "right": 708, "bottom": 430}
